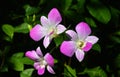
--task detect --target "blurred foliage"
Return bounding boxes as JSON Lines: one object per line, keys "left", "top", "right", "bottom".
{"left": 0, "top": 0, "right": 120, "bottom": 77}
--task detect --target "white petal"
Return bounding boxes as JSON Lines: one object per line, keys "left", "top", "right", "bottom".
{"left": 36, "top": 47, "right": 43, "bottom": 57}
{"left": 40, "top": 16, "right": 50, "bottom": 28}
{"left": 75, "top": 49, "right": 85, "bottom": 62}
{"left": 43, "top": 36, "right": 52, "bottom": 48}
{"left": 47, "top": 65, "right": 55, "bottom": 74}
{"left": 56, "top": 24, "right": 66, "bottom": 34}
{"left": 85, "top": 36, "right": 99, "bottom": 44}
{"left": 66, "top": 30, "right": 78, "bottom": 41}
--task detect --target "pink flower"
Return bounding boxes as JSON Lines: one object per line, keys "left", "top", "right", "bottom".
{"left": 25, "top": 47, "right": 55, "bottom": 75}
{"left": 30, "top": 8, "right": 66, "bottom": 48}
{"left": 60, "top": 22, "right": 99, "bottom": 62}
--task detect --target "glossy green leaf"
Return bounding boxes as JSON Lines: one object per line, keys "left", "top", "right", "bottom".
{"left": 9, "top": 52, "right": 24, "bottom": 71}
{"left": 14, "top": 23, "right": 32, "bottom": 33}
{"left": 64, "top": 64, "right": 77, "bottom": 77}
{"left": 84, "top": 66, "right": 107, "bottom": 77}
{"left": 86, "top": 2, "right": 111, "bottom": 24}
{"left": 85, "top": 17, "right": 97, "bottom": 28}
{"left": 20, "top": 68, "right": 34, "bottom": 77}
{"left": 92, "top": 44, "right": 101, "bottom": 53}
{"left": 2, "top": 24, "right": 14, "bottom": 39}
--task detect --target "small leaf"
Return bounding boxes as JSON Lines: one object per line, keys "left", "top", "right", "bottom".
{"left": 2, "top": 24, "right": 14, "bottom": 38}
{"left": 9, "top": 52, "right": 24, "bottom": 71}
{"left": 92, "top": 44, "right": 101, "bottom": 53}
{"left": 22, "top": 57, "right": 34, "bottom": 65}
{"left": 64, "top": 64, "right": 77, "bottom": 77}
{"left": 86, "top": 1, "right": 111, "bottom": 24}
{"left": 85, "top": 17, "right": 97, "bottom": 28}
{"left": 84, "top": 66, "right": 107, "bottom": 77}
{"left": 20, "top": 68, "right": 34, "bottom": 77}
{"left": 54, "top": 59, "right": 58, "bottom": 64}
{"left": 54, "top": 34, "right": 64, "bottom": 47}
{"left": 24, "top": 5, "right": 40, "bottom": 16}
{"left": 14, "top": 23, "right": 32, "bottom": 33}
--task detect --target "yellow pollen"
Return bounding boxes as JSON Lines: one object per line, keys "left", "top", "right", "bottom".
{"left": 77, "top": 41, "right": 85, "bottom": 49}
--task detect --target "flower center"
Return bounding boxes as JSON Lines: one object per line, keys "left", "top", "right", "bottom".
{"left": 39, "top": 58, "right": 47, "bottom": 66}
{"left": 76, "top": 41, "right": 85, "bottom": 49}
{"left": 49, "top": 28, "right": 58, "bottom": 38}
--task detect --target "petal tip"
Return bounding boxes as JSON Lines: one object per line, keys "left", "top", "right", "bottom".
{"left": 30, "top": 24, "right": 44, "bottom": 41}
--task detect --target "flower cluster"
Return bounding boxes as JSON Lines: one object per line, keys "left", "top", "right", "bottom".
{"left": 25, "top": 8, "right": 99, "bottom": 75}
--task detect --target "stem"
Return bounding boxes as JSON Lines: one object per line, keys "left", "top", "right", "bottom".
{"left": 0, "top": 54, "right": 5, "bottom": 70}
{"left": 68, "top": 57, "right": 71, "bottom": 66}
{"left": 49, "top": 46, "right": 57, "bottom": 54}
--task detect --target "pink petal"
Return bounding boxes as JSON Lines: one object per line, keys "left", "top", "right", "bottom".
{"left": 48, "top": 8, "right": 62, "bottom": 25}
{"left": 60, "top": 41, "right": 76, "bottom": 57}
{"left": 40, "top": 16, "right": 50, "bottom": 27}
{"left": 66, "top": 30, "right": 78, "bottom": 41}
{"left": 25, "top": 50, "right": 40, "bottom": 60}
{"left": 30, "top": 24, "right": 45, "bottom": 41}
{"left": 75, "top": 49, "right": 85, "bottom": 62}
{"left": 85, "top": 36, "right": 99, "bottom": 44}
{"left": 56, "top": 24, "right": 66, "bottom": 34}
{"left": 47, "top": 65, "right": 55, "bottom": 74}
{"left": 36, "top": 47, "right": 43, "bottom": 57}
{"left": 75, "top": 22, "right": 91, "bottom": 40}
{"left": 37, "top": 66, "right": 45, "bottom": 75}
{"left": 34, "top": 62, "right": 40, "bottom": 70}
{"left": 43, "top": 36, "right": 51, "bottom": 48}
{"left": 44, "top": 53, "right": 54, "bottom": 67}
{"left": 82, "top": 42, "right": 92, "bottom": 52}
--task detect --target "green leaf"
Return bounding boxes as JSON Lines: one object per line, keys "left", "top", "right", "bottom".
{"left": 111, "top": 36, "right": 120, "bottom": 43}
{"left": 14, "top": 23, "right": 32, "bottom": 33}
{"left": 9, "top": 52, "right": 24, "bottom": 71}
{"left": 20, "top": 68, "right": 34, "bottom": 77}
{"left": 2, "top": 24, "right": 14, "bottom": 39}
{"left": 114, "top": 54, "right": 120, "bottom": 68}
{"left": 24, "top": 5, "right": 40, "bottom": 16}
{"left": 64, "top": 64, "right": 77, "bottom": 77}
{"left": 22, "top": 57, "right": 34, "bottom": 65}
{"left": 77, "top": 0, "right": 86, "bottom": 13}
{"left": 84, "top": 66, "right": 107, "bottom": 77}
{"left": 85, "top": 17, "right": 97, "bottom": 28}
{"left": 54, "top": 34, "right": 64, "bottom": 47}
{"left": 54, "top": 59, "right": 58, "bottom": 64}
{"left": 62, "top": 0, "right": 72, "bottom": 10}
{"left": 92, "top": 44, "right": 101, "bottom": 53}
{"left": 115, "top": 31, "right": 120, "bottom": 36}
{"left": 86, "top": 1, "right": 111, "bottom": 24}
{"left": 110, "top": 7, "right": 120, "bottom": 24}
{"left": 0, "top": 65, "right": 8, "bottom": 72}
